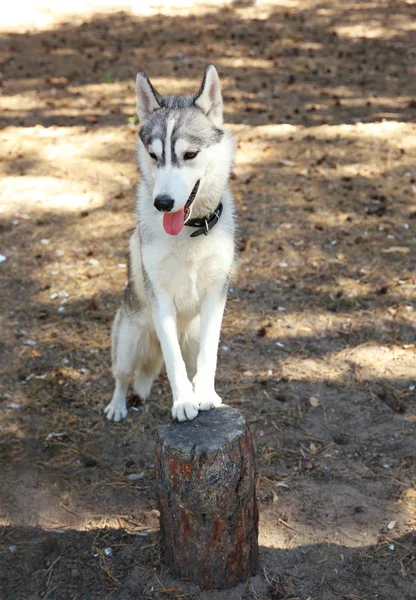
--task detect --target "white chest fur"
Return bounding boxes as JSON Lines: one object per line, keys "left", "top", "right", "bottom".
{"left": 142, "top": 230, "right": 233, "bottom": 318}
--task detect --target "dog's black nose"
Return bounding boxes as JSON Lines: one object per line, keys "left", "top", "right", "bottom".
{"left": 154, "top": 195, "right": 174, "bottom": 212}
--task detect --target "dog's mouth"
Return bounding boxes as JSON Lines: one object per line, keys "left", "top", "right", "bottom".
{"left": 184, "top": 180, "right": 200, "bottom": 223}
{"left": 162, "top": 180, "right": 200, "bottom": 236}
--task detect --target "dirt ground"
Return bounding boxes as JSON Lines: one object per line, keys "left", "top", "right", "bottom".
{"left": 1, "top": 1, "right": 416, "bottom": 598}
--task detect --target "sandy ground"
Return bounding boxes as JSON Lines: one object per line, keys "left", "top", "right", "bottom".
{"left": 0, "top": 1, "right": 415, "bottom": 599}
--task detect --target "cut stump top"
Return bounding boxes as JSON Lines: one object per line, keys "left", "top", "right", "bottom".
{"left": 157, "top": 405, "right": 245, "bottom": 456}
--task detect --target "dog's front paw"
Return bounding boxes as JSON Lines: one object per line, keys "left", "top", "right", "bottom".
{"left": 172, "top": 394, "right": 199, "bottom": 422}
{"left": 104, "top": 400, "right": 128, "bottom": 422}
{"left": 196, "top": 390, "right": 223, "bottom": 411}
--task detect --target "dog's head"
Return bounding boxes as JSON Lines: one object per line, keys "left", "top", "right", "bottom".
{"left": 136, "top": 66, "right": 233, "bottom": 236}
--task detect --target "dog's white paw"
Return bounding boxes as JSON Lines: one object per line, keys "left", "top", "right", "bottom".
{"left": 172, "top": 396, "right": 199, "bottom": 421}
{"left": 104, "top": 400, "right": 128, "bottom": 422}
{"left": 197, "top": 390, "right": 223, "bottom": 411}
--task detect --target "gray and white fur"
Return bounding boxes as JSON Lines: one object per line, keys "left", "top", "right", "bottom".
{"left": 105, "top": 65, "right": 236, "bottom": 422}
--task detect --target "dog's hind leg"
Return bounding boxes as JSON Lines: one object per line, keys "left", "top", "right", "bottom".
{"left": 133, "top": 334, "right": 163, "bottom": 401}
{"left": 105, "top": 309, "right": 140, "bottom": 422}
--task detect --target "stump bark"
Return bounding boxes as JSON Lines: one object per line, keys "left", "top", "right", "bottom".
{"left": 155, "top": 405, "right": 258, "bottom": 590}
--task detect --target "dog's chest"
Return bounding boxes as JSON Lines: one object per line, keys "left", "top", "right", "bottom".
{"left": 145, "top": 239, "right": 227, "bottom": 316}
{"left": 161, "top": 252, "right": 218, "bottom": 314}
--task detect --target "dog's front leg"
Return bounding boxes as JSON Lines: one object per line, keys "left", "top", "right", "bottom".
{"left": 152, "top": 294, "right": 199, "bottom": 421}
{"left": 193, "top": 284, "right": 227, "bottom": 411}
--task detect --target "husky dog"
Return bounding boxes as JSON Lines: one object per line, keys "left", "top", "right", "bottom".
{"left": 104, "top": 65, "right": 235, "bottom": 422}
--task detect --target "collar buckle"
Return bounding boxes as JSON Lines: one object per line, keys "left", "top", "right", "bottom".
{"left": 186, "top": 201, "right": 223, "bottom": 238}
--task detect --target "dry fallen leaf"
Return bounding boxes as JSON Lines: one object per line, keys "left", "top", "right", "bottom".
{"left": 309, "top": 442, "right": 318, "bottom": 454}
{"left": 381, "top": 246, "right": 410, "bottom": 254}
{"left": 278, "top": 158, "right": 296, "bottom": 167}
{"left": 49, "top": 76, "right": 69, "bottom": 86}
{"left": 404, "top": 488, "right": 416, "bottom": 500}
{"left": 275, "top": 482, "right": 290, "bottom": 489}
{"left": 309, "top": 396, "right": 320, "bottom": 408}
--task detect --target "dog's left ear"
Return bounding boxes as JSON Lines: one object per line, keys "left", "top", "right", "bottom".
{"left": 136, "top": 72, "right": 164, "bottom": 122}
{"left": 194, "top": 65, "right": 223, "bottom": 129}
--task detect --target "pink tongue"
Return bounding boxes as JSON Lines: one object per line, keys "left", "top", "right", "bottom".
{"left": 163, "top": 208, "right": 185, "bottom": 236}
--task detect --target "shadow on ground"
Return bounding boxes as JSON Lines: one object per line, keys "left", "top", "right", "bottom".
{"left": 0, "top": 524, "right": 415, "bottom": 600}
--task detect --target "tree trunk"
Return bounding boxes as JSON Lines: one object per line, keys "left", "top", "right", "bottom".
{"left": 155, "top": 405, "right": 258, "bottom": 590}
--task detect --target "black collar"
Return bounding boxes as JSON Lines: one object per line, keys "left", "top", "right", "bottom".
{"left": 185, "top": 202, "right": 223, "bottom": 238}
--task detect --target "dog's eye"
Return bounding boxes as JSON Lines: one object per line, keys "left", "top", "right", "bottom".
{"left": 184, "top": 151, "right": 198, "bottom": 160}
{"left": 149, "top": 152, "right": 157, "bottom": 160}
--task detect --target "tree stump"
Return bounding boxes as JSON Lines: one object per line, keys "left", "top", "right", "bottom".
{"left": 155, "top": 405, "right": 258, "bottom": 590}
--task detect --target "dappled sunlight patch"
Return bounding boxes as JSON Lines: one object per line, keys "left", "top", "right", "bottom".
{"left": 282, "top": 355, "right": 350, "bottom": 382}
{"left": 0, "top": 176, "right": 104, "bottom": 213}
{"left": 336, "top": 343, "right": 416, "bottom": 380}
{"left": 232, "top": 121, "right": 416, "bottom": 180}
{"left": 0, "top": 124, "right": 137, "bottom": 217}
{"left": 258, "top": 514, "right": 289, "bottom": 548}
{"left": 0, "top": 472, "right": 154, "bottom": 530}
{"left": 280, "top": 342, "right": 416, "bottom": 384}
{"left": 216, "top": 56, "right": 276, "bottom": 70}
{"left": 260, "top": 479, "right": 409, "bottom": 549}
{"left": 0, "top": 0, "right": 284, "bottom": 33}
{"left": 132, "top": 0, "right": 241, "bottom": 17}
{"left": 401, "top": 487, "right": 416, "bottom": 530}
{"left": 0, "top": 81, "right": 137, "bottom": 123}
{"left": 335, "top": 19, "right": 416, "bottom": 40}
{"left": 31, "top": 258, "right": 126, "bottom": 308}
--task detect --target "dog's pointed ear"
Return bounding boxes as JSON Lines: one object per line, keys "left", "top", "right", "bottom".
{"left": 136, "top": 72, "right": 163, "bottom": 122}
{"left": 194, "top": 65, "right": 223, "bottom": 129}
